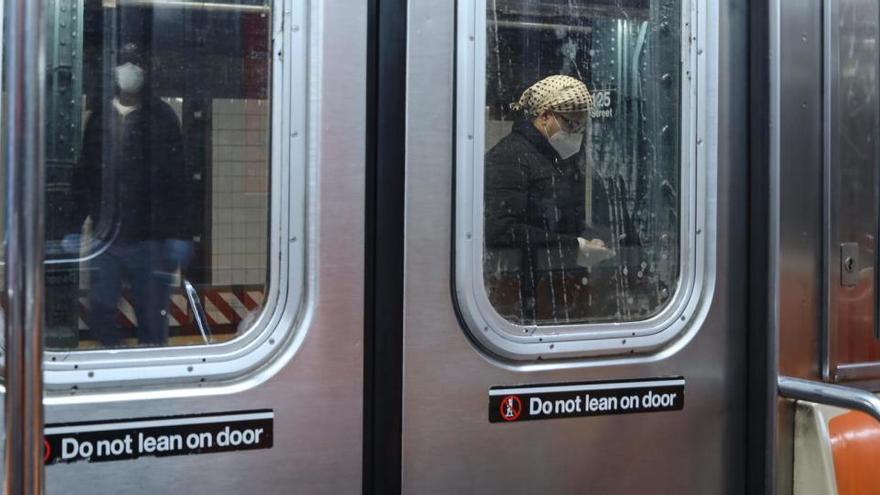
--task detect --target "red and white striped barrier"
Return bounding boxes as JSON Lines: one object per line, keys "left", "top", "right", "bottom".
{"left": 78, "top": 286, "right": 265, "bottom": 332}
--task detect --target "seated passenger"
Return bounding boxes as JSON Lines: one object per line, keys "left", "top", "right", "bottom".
{"left": 484, "top": 74, "right": 642, "bottom": 324}
{"left": 73, "top": 42, "right": 196, "bottom": 346}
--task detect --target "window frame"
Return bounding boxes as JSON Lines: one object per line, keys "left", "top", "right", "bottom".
{"left": 41, "top": 0, "right": 313, "bottom": 393}
{"left": 453, "top": 0, "right": 717, "bottom": 361}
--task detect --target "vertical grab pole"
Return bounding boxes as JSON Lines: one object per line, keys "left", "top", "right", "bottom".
{"left": 3, "top": 0, "right": 46, "bottom": 492}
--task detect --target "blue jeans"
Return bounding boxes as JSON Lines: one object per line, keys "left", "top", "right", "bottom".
{"left": 87, "top": 241, "right": 174, "bottom": 346}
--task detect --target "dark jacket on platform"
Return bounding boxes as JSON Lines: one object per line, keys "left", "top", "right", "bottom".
{"left": 75, "top": 97, "right": 196, "bottom": 244}
{"left": 484, "top": 118, "right": 640, "bottom": 323}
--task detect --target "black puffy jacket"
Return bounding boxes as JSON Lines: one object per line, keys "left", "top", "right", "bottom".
{"left": 75, "top": 97, "right": 197, "bottom": 244}
{"left": 484, "top": 118, "right": 640, "bottom": 324}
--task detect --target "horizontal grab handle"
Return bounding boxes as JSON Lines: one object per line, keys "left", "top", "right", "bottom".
{"left": 778, "top": 376, "right": 880, "bottom": 423}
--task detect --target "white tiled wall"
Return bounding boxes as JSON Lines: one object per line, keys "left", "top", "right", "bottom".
{"left": 211, "top": 98, "right": 270, "bottom": 286}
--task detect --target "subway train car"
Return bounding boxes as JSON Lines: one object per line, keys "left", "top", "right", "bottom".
{"left": 1, "top": 0, "right": 879, "bottom": 493}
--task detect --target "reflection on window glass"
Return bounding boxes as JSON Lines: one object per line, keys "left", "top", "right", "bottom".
{"left": 43, "top": 0, "right": 272, "bottom": 350}
{"left": 483, "top": 0, "right": 681, "bottom": 326}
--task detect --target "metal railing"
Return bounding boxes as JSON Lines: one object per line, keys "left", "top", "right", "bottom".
{"left": 105, "top": 0, "right": 270, "bottom": 14}
{"left": 778, "top": 376, "right": 880, "bottom": 423}
{"left": 3, "top": 0, "right": 47, "bottom": 492}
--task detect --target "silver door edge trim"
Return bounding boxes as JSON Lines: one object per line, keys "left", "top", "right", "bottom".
{"left": 820, "top": 0, "right": 837, "bottom": 381}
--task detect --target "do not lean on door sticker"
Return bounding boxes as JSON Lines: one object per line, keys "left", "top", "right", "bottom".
{"left": 44, "top": 410, "right": 274, "bottom": 464}
{"left": 489, "top": 378, "right": 685, "bottom": 423}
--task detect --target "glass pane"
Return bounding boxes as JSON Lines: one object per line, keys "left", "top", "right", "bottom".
{"left": 44, "top": 0, "right": 272, "bottom": 350}
{"left": 483, "top": 0, "right": 681, "bottom": 326}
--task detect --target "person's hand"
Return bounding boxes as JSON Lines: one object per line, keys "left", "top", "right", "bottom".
{"left": 166, "top": 239, "right": 195, "bottom": 270}
{"left": 576, "top": 237, "right": 615, "bottom": 268}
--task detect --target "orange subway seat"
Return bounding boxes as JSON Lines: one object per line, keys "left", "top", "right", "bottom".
{"left": 829, "top": 411, "right": 880, "bottom": 495}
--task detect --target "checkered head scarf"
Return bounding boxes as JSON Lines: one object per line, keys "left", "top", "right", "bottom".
{"left": 513, "top": 75, "right": 593, "bottom": 116}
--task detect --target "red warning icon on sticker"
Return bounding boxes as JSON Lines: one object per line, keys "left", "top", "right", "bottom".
{"left": 43, "top": 439, "right": 51, "bottom": 463}
{"left": 499, "top": 395, "right": 522, "bottom": 421}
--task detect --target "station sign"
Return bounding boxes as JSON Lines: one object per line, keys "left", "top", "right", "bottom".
{"left": 591, "top": 89, "right": 615, "bottom": 119}
{"left": 489, "top": 377, "right": 685, "bottom": 423}
{"left": 44, "top": 410, "right": 273, "bottom": 465}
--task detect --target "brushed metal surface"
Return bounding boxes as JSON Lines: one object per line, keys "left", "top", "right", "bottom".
{"left": 401, "top": 0, "right": 747, "bottom": 493}
{"left": 38, "top": 0, "right": 367, "bottom": 493}
{"left": 773, "top": 1, "right": 824, "bottom": 492}
{"left": 776, "top": 0, "right": 823, "bottom": 382}
{"left": 825, "top": 0, "right": 880, "bottom": 378}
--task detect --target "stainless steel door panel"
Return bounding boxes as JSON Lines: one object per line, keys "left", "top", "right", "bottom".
{"left": 772, "top": 1, "right": 825, "bottom": 491}
{"left": 402, "top": 0, "right": 747, "bottom": 493}
{"left": 824, "top": 0, "right": 880, "bottom": 381}
{"left": 41, "top": 0, "right": 367, "bottom": 493}
{"left": 45, "top": 356, "right": 363, "bottom": 494}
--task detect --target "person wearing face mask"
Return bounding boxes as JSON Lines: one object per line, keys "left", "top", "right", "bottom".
{"left": 484, "top": 74, "right": 641, "bottom": 324}
{"left": 73, "top": 42, "right": 196, "bottom": 347}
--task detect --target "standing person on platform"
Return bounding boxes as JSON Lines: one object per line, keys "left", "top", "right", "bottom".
{"left": 75, "top": 42, "right": 195, "bottom": 346}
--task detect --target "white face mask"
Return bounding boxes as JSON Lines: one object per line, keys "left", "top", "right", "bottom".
{"left": 547, "top": 116, "right": 584, "bottom": 160}
{"left": 115, "top": 63, "right": 146, "bottom": 94}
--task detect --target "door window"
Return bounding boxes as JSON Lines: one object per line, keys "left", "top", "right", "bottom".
{"left": 456, "top": 0, "right": 709, "bottom": 359}
{"left": 43, "top": 0, "right": 272, "bottom": 351}
{"left": 482, "top": 0, "right": 681, "bottom": 326}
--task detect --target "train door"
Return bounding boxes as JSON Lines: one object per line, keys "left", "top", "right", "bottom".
{"left": 2, "top": 0, "right": 367, "bottom": 493}
{"left": 772, "top": 0, "right": 880, "bottom": 492}
{"left": 386, "top": 0, "right": 750, "bottom": 493}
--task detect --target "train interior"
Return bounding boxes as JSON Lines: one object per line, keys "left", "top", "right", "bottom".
{"left": 1, "top": 0, "right": 880, "bottom": 493}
